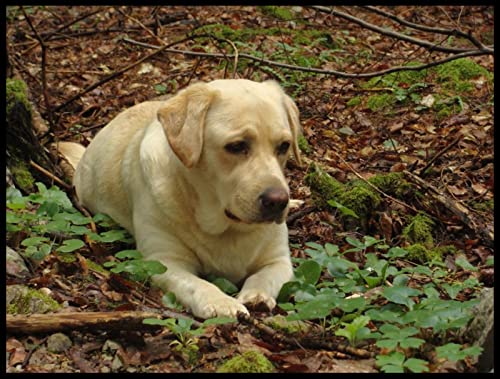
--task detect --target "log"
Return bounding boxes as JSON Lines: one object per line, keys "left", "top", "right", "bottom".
{"left": 6, "top": 311, "right": 163, "bottom": 335}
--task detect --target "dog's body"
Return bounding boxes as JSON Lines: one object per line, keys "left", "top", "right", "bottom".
{"left": 67, "top": 79, "right": 301, "bottom": 318}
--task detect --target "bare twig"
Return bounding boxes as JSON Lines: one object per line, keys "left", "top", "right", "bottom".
{"left": 20, "top": 6, "right": 53, "bottom": 128}
{"left": 116, "top": 7, "right": 166, "bottom": 46}
{"left": 52, "top": 36, "right": 194, "bottom": 112}
{"left": 29, "top": 160, "right": 71, "bottom": 190}
{"left": 360, "top": 6, "right": 488, "bottom": 50}
{"left": 416, "top": 134, "right": 462, "bottom": 177}
{"left": 44, "top": 8, "right": 102, "bottom": 41}
{"left": 123, "top": 37, "right": 491, "bottom": 80}
{"left": 311, "top": 6, "right": 493, "bottom": 55}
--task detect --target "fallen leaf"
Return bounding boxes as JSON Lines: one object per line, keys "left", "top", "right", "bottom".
{"left": 7, "top": 338, "right": 27, "bottom": 366}
{"left": 448, "top": 185, "right": 468, "bottom": 196}
{"left": 471, "top": 183, "right": 488, "bottom": 195}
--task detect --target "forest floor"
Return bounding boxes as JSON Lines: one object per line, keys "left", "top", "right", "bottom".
{"left": 6, "top": 6, "right": 494, "bottom": 373}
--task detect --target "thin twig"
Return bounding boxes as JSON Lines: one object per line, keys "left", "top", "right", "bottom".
{"left": 116, "top": 7, "right": 166, "bottom": 46}
{"left": 360, "top": 6, "right": 488, "bottom": 50}
{"left": 44, "top": 8, "right": 102, "bottom": 41}
{"left": 52, "top": 36, "right": 194, "bottom": 112}
{"left": 20, "top": 6, "right": 53, "bottom": 128}
{"left": 311, "top": 6, "right": 493, "bottom": 54}
{"left": 29, "top": 160, "right": 71, "bottom": 190}
{"left": 416, "top": 134, "right": 462, "bottom": 177}
{"left": 222, "top": 38, "right": 239, "bottom": 78}
{"left": 123, "top": 37, "right": 491, "bottom": 80}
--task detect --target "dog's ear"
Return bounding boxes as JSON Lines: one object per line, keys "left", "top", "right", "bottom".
{"left": 157, "top": 83, "right": 217, "bottom": 168}
{"left": 264, "top": 81, "right": 302, "bottom": 166}
{"left": 282, "top": 94, "right": 303, "bottom": 166}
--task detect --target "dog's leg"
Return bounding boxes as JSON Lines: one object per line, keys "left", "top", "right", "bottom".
{"left": 152, "top": 264, "right": 250, "bottom": 319}
{"left": 237, "top": 255, "right": 293, "bottom": 310}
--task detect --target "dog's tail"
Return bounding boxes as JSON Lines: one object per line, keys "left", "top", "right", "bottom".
{"left": 52, "top": 141, "right": 86, "bottom": 178}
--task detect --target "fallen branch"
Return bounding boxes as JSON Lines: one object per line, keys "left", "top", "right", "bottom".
{"left": 238, "top": 312, "right": 374, "bottom": 358}
{"left": 311, "top": 6, "right": 493, "bottom": 55}
{"left": 52, "top": 35, "right": 194, "bottom": 112}
{"left": 403, "top": 170, "right": 493, "bottom": 247}
{"left": 29, "top": 160, "right": 71, "bottom": 190}
{"left": 360, "top": 6, "right": 489, "bottom": 50}
{"left": 123, "top": 37, "right": 491, "bottom": 80}
{"left": 7, "top": 310, "right": 199, "bottom": 335}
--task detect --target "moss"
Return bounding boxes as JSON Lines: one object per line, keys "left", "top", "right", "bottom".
{"left": 297, "top": 135, "right": 311, "bottom": 154}
{"left": 340, "top": 181, "right": 381, "bottom": 219}
{"left": 403, "top": 212, "right": 435, "bottom": 248}
{"left": 304, "top": 164, "right": 345, "bottom": 209}
{"left": 365, "top": 61, "right": 428, "bottom": 88}
{"left": 6, "top": 78, "right": 31, "bottom": 117}
{"left": 406, "top": 243, "right": 453, "bottom": 264}
{"left": 10, "top": 161, "right": 35, "bottom": 192}
{"left": 217, "top": 350, "right": 275, "bottom": 373}
{"left": 471, "top": 198, "right": 494, "bottom": 212}
{"left": 7, "top": 285, "right": 61, "bottom": 315}
{"left": 259, "top": 6, "right": 294, "bottom": 21}
{"left": 367, "top": 172, "right": 412, "bottom": 198}
{"left": 347, "top": 96, "right": 362, "bottom": 107}
{"left": 366, "top": 93, "right": 395, "bottom": 111}
{"left": 264, "top": 315, "right": 311, "bottom": 334}
{"left": 86, "top": 258, "right": 109, "bottom": 274}
{"left": 435, "top": 58, "right": 492, "bottom": 83}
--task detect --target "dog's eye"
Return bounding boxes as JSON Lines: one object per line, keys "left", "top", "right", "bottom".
{"left": 277, "top": 141, "right": 290, "bottom": 155}
{"left": 225, "top": 141, "right": 249, "bottom": 155}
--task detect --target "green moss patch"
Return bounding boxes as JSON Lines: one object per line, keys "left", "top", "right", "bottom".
{"left": 297, "top": 135, "right": 311, "bottom": 154}
{"left": 406, "top": 243, "right": 456, "bottom": 264}
{"left": 217, "top": 350, "right": 275, "bottom": 373}
{"left": 403, "top": 212, "right": 435, "bottom": 248}
{"left": 435, "top": 58, "right": 492, "bottom": 92}
{"left": 6, "top": 78, "right": 31, "bottom": 117}
{"left": 366, "top": 93, "right": 396, "bottom": 111}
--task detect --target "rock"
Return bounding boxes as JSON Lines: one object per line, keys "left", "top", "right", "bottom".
{"left": 459, "top": 287, "right": 494, "bottom": 372}
{"left": 6, "top": 247, "right": 30, "bottom": 278}
{"left": 46, "top": 333, "right": 72, "bottom": 353}
{"left": 102, "top": 340, "right": 122, "bottom": 353}
{"left": 6, "top": 284, "right": 61, "bottom": 314}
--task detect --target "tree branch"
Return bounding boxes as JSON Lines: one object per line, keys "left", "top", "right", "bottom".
{"left": 310, "top": 6, "right": 493, "bottom": 55}
{"left": 122, "top": 37, "right": 491, "bottom": 80}
{"left": 360, "top": 6, "right": 490, "bottom": 51}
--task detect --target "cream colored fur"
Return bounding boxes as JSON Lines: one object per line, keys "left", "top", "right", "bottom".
{"left": 63, "top": 79, "right": 301, "bottom": 319}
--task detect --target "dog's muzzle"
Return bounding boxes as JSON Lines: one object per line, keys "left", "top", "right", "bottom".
{"left": 258, "top": 187, "right": 289, "bottom": 222}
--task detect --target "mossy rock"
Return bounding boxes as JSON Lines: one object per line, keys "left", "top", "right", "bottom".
{"left": 406, "top": 243, "right": 453, "bottom": 264}
{"left": 304, "top": 164, "right": 344, "bottom": 209}
{"left": 6, "top": 284, "right": 61, "bottom": 315}
{"left": 341, "top": 180, "right": 381, "bottom": 219}
{"left": 435, "top": 58, "right": 492, "bottom": 84}
{"left": 6, "top": 78, "right": 31, "bottom": 117}
{"left": 217, "top": 350, "right": 275, "bottom": 373}
{"left": 365, "top": 61, "right": 429, "bottom": 88}
{"left": 402, "top": 212, "right": 435, "bottom": 248}
{"left": 10, "top": 161, "right": 35, "bottom": 192}
{"left": 367, "top": 172, "right": 412, "bottom": 198}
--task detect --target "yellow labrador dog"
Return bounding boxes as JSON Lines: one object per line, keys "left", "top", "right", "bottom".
{"left": 61, "top": 79, "right": 301, "bottom": 319}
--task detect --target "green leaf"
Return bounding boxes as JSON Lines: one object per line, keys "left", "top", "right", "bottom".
{"left": 376, "top": 339, "right": 399, "bottom": 350}
{"left": 327, "top": 200, "right": 359, "bottom": 218}
{"left": 210, "top": 277, "right": 239, "bottom": 295}
{"left": 98, "top": 229, "right": 130, "bottom": 243}
{"left": 400, "top": 337, "right": 425, "bottom": 349}
{"left": 345, "top": 236, "right": 364, "bottom": 250}
{"left": 337, "top": 297, "right": 366, "bottom": 313}
{"left": 326, "top": 257, "right": 356, "bottom": 278}
{"left": 382, "top": 286, "right": 421, "bottom": 310}
{"left": 403, "top": 358, "right": 429, "bottom": 373}
{"left": 21, "top": 236, "right": 50, "bottom": 247}
{"left": 57, "top": 239, "right": 85, "bottom": 253}
{"left": 295, "top": 260, "right": 322, "bottom": 285}
{"left": 324, "top": 243, "right": 339, "bottom": 256}
{"left": 435, "top": 343, "right": 482, "bottom": 363}
{"left": 376, "top": 351, "right": 405, "bottom": 370}
{"left": 154, "top": 84, "right": 167, "bottom": 94}
{"left": 37, "top": 201, "right": 59, "bottom": 217}
{"left": 455, "top": 256, "right": 478, "bottom": 272}
{"left": 383, "top": 246, "right": 408, "bottom": 259}
{"left": 115, "top": 249, "right": 143, "bottom": 260}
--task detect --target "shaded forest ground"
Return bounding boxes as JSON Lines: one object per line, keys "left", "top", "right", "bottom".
{"left": 6, "top": 6, "right": 494, "bottom": 373}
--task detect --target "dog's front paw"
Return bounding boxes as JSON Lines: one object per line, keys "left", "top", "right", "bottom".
{"left": 193, "top": 296, "right": 249, "bottom": 319}
{"left": 237, "top": 290, "right": 276, "bottom": 312}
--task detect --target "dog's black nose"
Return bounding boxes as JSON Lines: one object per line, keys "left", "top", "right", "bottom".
{"left": 259, "top": 187, "right": 289, "bottom": 220}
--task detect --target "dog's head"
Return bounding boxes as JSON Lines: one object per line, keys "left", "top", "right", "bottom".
{"left": 157, "top": 79, "right": 301, "bottom": 228}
